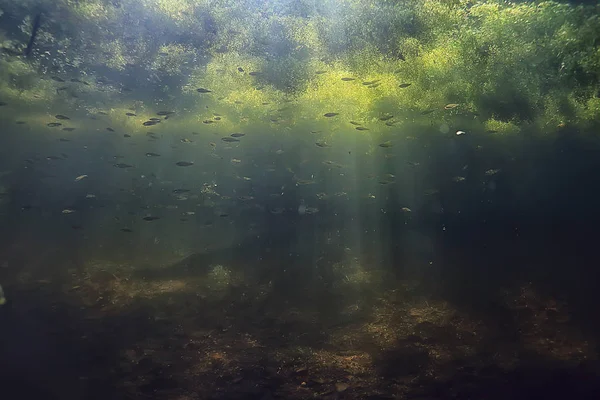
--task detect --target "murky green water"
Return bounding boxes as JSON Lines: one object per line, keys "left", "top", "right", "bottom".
{"left": 1, "top": 1, "right": 600, "bottom": 399}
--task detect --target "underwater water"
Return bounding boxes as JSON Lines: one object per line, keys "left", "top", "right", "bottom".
{"left": 1, "top": 0, "right": 600, "bottom": 399}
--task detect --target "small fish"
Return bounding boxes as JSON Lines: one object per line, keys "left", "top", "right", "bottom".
{"left": 172, "top": 189, "right": 190, "bottom": 194}
{"left": 51, "top": 76, "right": 65, "bottom": 82}
{"left": 74, "top": 174, "right": 88, "bottom": 181}
{"left": 156, "top": 111, "right": 174, "bottom": 116}
{"left": 231, "top": 158, "right": 242, "bottom": 164}
{"left": 47, "top": 122, "right": 62, "bottom": 127}
{"left": 196, "top": 88, "right": 212, "bottom": 93}
{"left": 456, "top": 130, "right": 466, "bottom": 136}
{"left": 363, "top": 80, "right": 381, "bottom": 85}
{"left": 237, "top": 67, "right": 244, "bottom": 72}
{"left": 341, "top": 77, "right": 355, "bottom": 81}
{"left": 304, "top": 207, "right": 319, "bottom": 215}
{"left": 203, "top": 120, "right": 215, "bottom": 124}
{"left": 62, "top": 209, "right": 76, "bottom": 214}
{"left": 125, "top": 112, "right": 136, "bottom": 116}
{"left": 385, "top": 121, "right": 397, "bottom": 126}
{"left": 106, "top": 128, "right": 115, "bottom": 132}
{"left": 123, "top": 134, "right": 131, "bottom": 138}
{"left": 55, "top": 114, "right": 70, "bottom": 120}
{"left": 349, "top": 121, "right": 362, "bottom": 126}
{"left": 452, "top": 176, "right": 466, "bottom": 182}
{"left": 315, "top": 70, "right": 327, "bottom": 74}
{"left": 46, "top": 155, "right": 62, "bottom": 160}
{"left": 444, "top": 103, "right": 459, "bottom": 110}
{"left": 324, "top": 112, "right": 339, "bottom": 117}
{"left": 230, "top": 133, "right": 245, "bottom": 138}
{"left": 62, "top": 127, "right": 75, "bottom": 131}
{"left": 296, "top": 179, "right": 315, "bottom": 185}
{"left": 356, "top": 127, "right": 369, "bottom": 131}
{"left": 143, "top": 216, "right": 160, "bottom": 221}
{"left": 85, "top": 194, "right": 96, "bottom": 198}
{"left": 322, "top": 161, "right": 341, "bottom": 168}
{"left": 315, "top": 141, "right": 330, "bottom": 148}
{"left": 114, "top": 163, "right": 133, "bottom": 168}
{"left": 379, "top": 115, "right": 394, "bottom": 121}
{"left": 379, "top": 141, "right": 393, "bottom": 148}
{"left": 146, "top": 152, "right": 161, "bottom": 157}
{"left": 485, "top": 168, "right": 501, "bottom": 176}
{"left": 399, "top": 83, "right": 412, "bottom": 88}
{"left": 58, "top": 138, "right": 70, "bottom": 142}
{"left": 221, "top": 137, "right": 240, "bottom": 142}
{"left": 149, "top": 118, "right": 162, "bottom": 121}
{"left": 143, "top": 121, "right": 159, "bottom": 126}
{"left": 175, "top": 161, "right": 194, "bottom": 167}
{"left": 401, "top": 207, "right": 412, "bottom": 213}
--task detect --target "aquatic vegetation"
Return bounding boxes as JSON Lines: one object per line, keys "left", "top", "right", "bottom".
{"left": 0, "top": 0, "right": 597, "bottom": 136}
{"left": 483, "top": 118, "right": 520, "bottom": 136}
{"left": 207, "top": 264, "right": 233, "bottom": 291}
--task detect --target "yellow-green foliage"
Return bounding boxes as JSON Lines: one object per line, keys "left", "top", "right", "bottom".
{"left": 68, "top": 0, "right": 119, "bottom": 22}
{"left": 0, "top": 59, "right": 53, "bottom": 103}
{"left": 152, "top": 0, "right": 195, "bottom": 22}
{"left": 151, "top": 44, "right": 191, "bottom": 75}
{"left": 0, "top": 0, "right": 598, "bottom": 138}
{"left": 484, "top": 119, "right": 520, "bottom": 136}
{"left": 581, "top": 97, "right": 600, "bottom": 122}
{"left": 277, "top": 16, "right": 326, "bottom": 55}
